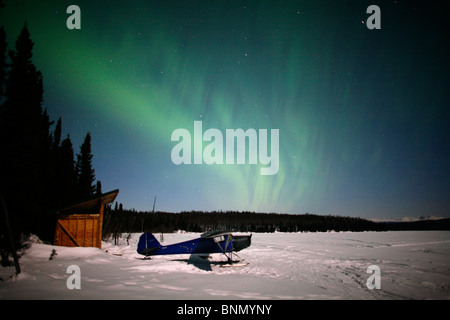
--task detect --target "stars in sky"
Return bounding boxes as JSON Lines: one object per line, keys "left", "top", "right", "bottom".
{"left": 0, "top": 1, "right": 448, "bottom": 220}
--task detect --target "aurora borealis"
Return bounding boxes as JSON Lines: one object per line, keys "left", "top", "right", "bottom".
{"left": 1, "top": 1, "right": 448, "bottom": 220}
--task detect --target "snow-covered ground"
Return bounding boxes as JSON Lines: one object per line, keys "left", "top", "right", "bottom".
{"left": 1, "top": 231, "right": 449, "bottom": 299}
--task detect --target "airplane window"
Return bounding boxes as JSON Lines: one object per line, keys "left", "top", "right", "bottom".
{"left": 214, "top": 236, "right": 225, "bottom": 243}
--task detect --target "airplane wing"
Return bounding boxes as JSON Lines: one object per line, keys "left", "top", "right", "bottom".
{"left": 200, "top": 230, "right": 235, "bottom": 238}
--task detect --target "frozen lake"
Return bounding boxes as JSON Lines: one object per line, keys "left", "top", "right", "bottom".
{"left": 1, "top": 231, "right": 449, "bottom": 299}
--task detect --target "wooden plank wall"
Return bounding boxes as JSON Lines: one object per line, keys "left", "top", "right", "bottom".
{"left": 54, "top": 214, "right": 101, "bottom": 248}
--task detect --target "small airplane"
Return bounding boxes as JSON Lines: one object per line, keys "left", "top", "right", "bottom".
{"left": 137, "top": 230, "right": 252, "bottom": 265}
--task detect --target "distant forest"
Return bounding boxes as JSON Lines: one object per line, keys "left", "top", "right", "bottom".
{"left": 102, "top": 205, "right": 450, "bottom": 240}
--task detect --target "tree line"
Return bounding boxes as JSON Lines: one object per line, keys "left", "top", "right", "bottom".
{"left": 103, "top": 206, "right": 450, "bottom": 239}
{"left": 0, "top": 21, "right": 99, "bottom": 261}
{"left": 102, "top": 206, "right": 384, "bottom": 240}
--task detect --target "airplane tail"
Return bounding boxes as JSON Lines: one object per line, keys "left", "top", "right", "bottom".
{"left": 137, "top": 232, "right": 161, "bottom": 256}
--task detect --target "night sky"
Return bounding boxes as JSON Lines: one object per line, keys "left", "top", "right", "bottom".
{"left": 1, "top": 0, "right": 448, "bottom": 220}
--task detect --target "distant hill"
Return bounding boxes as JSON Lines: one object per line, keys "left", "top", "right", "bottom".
{"left": 377, "top": 218, "right": 450, "bottom": 231}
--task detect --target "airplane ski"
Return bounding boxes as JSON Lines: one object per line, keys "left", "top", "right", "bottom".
{"left": 220, "top": 262, "right": 249, "bottom": 268}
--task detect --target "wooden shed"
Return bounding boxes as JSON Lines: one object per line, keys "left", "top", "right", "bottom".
{"left": 54, "top": 189, "right": 119, "bottom": 249}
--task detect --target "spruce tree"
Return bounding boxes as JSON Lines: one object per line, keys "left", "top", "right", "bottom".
{"left": 76, "top": 132, "right": 96, "bottom": 199}
{"left": 96, "top": 180, "right": 102, "bottom": 195}
{"left": 0, "top": 25, "right": 8, "bottom": 177}
{"left": 53, "top": 117, "right": 62, "bottom": 150}
{"left": 0, "top": 26, "right": 6, "bottom": 98}
{"left": 51, "top": 134, "right": 77, "bottom": 208}
{"left": 0, "top": 23, "right": 48, "bottom": 235}
{"left": 62, "top": 136, "right": 77, "bottom": 203}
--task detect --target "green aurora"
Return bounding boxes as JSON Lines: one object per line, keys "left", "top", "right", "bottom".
{"left": 1, "top": 1, "right": 448, "bottom": 219}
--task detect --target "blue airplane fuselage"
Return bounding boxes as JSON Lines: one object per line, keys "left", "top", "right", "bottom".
{"left": 137, "top": 232, "right": 251, "bottom": 257}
